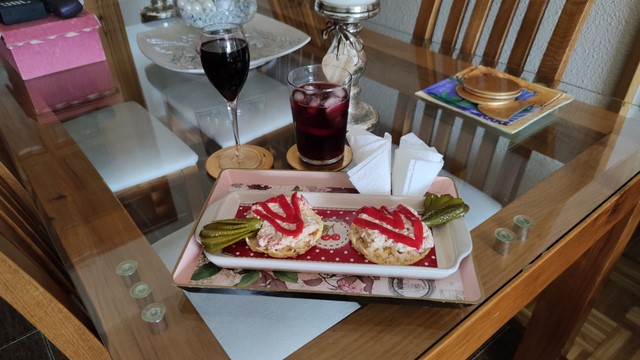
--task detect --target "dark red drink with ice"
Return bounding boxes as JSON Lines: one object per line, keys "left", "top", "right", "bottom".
{"left": 290, "top": 82, "right": 350, "bottom": 164}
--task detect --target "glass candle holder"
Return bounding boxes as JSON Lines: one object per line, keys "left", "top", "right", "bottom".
{"left": 315, "top": 0, "right": 380, "bottom": 130}
{"left": 494, "top": 228, "right": 516, "bottom": 256}
{"left": 513, "top": 215, "right": 535, "bottom": 241}
{"left": 130, "top": 281, "right": 154, "bottom": 308}
{"left": 142, "top": 303, "right": 168, "bottom": 332}
{"left": 116, "top": 260, "right": 140, "bottom": 287}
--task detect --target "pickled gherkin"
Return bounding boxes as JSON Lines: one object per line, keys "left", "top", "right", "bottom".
{"left": 421, "top": 193, "right": 469, "bottom": 227}
{"left": 199, "top": 218, "right": 263, "bottom": 252}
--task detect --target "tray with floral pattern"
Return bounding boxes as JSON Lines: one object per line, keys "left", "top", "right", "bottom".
{"left": 172, "top": 169, "right": 483, "bottom": 305}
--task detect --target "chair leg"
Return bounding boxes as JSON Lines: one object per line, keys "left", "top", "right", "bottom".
{"left": 182, "top": 165, "right": 204, "bottom": 219}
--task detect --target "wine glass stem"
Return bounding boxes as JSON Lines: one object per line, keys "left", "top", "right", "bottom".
{"left": 226, "top": 99, "right": 243, "bottom": 160}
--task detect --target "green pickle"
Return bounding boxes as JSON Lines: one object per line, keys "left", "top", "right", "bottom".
{"left": 422, "top": 194, "right": 469, "bottom": 227}
{"left": 199, "top": 218, "right": 262, "bottom": 252}
{"left": 203, "top": 218, "right": 262, "bottom": 231}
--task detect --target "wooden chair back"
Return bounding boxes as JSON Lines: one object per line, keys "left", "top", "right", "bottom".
{"left": 267, "top": 0, "right": 328, "bottom": 50}
{"left": 612, "top": 29, "right": 640, "bottom": 116}
{"left": 392, "top": 0, "right": 596, "bottom": 205}
{"left": 0, "top": 156, "right": 109, "bottom": 359}
{"left": 413, "top": 0, "right": 594, "bottom": 85}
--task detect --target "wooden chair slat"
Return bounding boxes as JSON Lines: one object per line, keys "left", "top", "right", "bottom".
{"left": 440, "top": 0, "right": 470, "bottom": 54}
{"left": 447, "top": 120, "right": 476, "bottom": 178}
{"left": 391, "top": 93, "right": 417, "bottom": 144}
{"left": 612, "top": 29, "right": 640, "bottom": 115}
{"left": 468, "top": 130, "right": 499, "bottom": 192}
{"left": 431, "top": 111, "right": 456, "bottom": 155}
{"left": 537, "top": 0, "right": 595, "bottom": 84}
{"left": 1, "top": 238, "right": 109, "bottom": 360}
{"left": 491, "top": 144, "right": 532, "bottom": 205}
{"left": 506, "top": 0, "right": 549, "bottom": 75}
{"left": 481, "top": 0, "right": 518, "bottom": 65}
{"left": 459, "top": 0, "right": 493, "bottom": 57}
{"left": 413, "top": 0, "right": 442, "bottom": 43}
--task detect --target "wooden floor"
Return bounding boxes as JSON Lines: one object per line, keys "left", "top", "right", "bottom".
{"left": 475, "top": 226, "right": 640, "bottom": 360}
{"left": 562, "top": 226, "right": 640, "bottom": 360}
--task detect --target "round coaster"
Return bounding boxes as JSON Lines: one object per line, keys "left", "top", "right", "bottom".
{"left": 205, "top": 145, "right": 274, "bottom": 178}
{"left": 463, "top": 75, "right": 521, "bottom": 99}
{"left": 286, "top": 145, "right": 352, "bottom": 171}
{"left": 456, "top": 85, "right": 514, "bottom": 105}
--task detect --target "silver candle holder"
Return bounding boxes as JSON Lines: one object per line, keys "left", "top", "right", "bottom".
{"left": 315, "top": 0, "right": 380, "bottom": 130}
{"left": 140, "top": 0, "right": 175, "bottom": 23}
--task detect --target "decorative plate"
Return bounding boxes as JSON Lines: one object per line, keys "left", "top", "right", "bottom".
{"left": 136, "top": 13, "right": 311, "bottom": 72}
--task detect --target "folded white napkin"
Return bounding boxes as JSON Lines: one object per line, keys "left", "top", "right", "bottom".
{"left": 346, "top": 127, "right": 443, "bottom": 196}
{"left": 391, "top": 133, "right": 444, "bottom": 196}
{"left": 346, "top": 126, "right": 392, "bottom": 195}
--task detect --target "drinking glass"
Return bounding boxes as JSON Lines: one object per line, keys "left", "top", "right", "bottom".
{"left": 199, "top": 23, "right": 264, "bottom": 170}
{"left": 287, "top": 64, "right": 352, "bottom": 165}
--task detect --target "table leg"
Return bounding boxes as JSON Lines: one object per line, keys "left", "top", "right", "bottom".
{"left": 514, "top": 201, "right": 640, "bottom": 360}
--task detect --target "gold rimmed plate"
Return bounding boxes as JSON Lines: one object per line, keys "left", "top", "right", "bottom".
{"left": 286, "top": 145, "right": 352, "bottom": 171}
{"left": 462, "top": 75, "right": 521, "bottom": 99}
{"left": 455, "top": 86, "right": 514, "bottom": 105}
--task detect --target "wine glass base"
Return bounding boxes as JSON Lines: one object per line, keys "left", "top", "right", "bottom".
{"left": 205, "top": 144, "right": 274, "bottom": 178}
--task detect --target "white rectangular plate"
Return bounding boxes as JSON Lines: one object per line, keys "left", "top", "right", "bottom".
{"left": 196, "top": 190, "right": 472, "bottom": 279}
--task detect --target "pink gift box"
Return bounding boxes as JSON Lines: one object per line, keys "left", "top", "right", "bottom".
{"left": 4, "top": 58, "right": 120, "bottom": 123}
{"left": 0, "top": 10, "right": 105, "bottom": 80}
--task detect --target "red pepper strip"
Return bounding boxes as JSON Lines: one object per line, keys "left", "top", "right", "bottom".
{"left": 359, "top": 206, "right": 404, "bottom": 229}
{"left": 397, "top": 204, "right": 424, "bottom": 244}
{"left": 258, "top": 194, "right": 292, "bottom": 222}
{"left": 353, "top": 205, "right": 424, "bottom": 249}
{"left": 252, "top": 193, "right": 304, "bottom": 237}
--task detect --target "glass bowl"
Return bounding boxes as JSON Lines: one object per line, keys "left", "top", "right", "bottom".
{"left": 174, "top": 0, "right": 257, "bottom": 28}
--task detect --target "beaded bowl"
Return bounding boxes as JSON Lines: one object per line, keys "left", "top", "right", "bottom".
{"left": 174, "top": 0, "right": 257, "bottom": 28}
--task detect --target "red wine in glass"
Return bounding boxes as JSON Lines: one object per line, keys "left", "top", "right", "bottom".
{"left": 199, "top": 23, "right": 266, "bottom": 172}
{"left": 200, "top": 38, "right": 249, "bottom": 102}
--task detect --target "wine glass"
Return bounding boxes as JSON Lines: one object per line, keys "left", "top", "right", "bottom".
{"left": 199, "top": 23, "right": 268, "bottom": 173}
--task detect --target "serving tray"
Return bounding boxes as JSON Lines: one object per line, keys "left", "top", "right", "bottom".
{"left": 172, "top": 169, "right": 483, "bottom": 305}
{"left": 197, "top": 190, "right": 472, "bottom": 279}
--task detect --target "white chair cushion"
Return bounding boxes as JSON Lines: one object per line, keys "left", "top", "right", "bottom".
{"left": 64, "top": 102, "right": 198, "bottom": 192}
{"left": 439, "top": 169, "right": 502, "bottom": 230}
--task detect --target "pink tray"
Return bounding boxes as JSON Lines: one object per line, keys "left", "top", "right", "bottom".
{"left": 171, "top": 169, "right": 484, "bottom": 305}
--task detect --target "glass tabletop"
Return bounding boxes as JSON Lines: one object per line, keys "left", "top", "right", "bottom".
{"left": 0, "top": 1, "right": 639, "bottom": 359}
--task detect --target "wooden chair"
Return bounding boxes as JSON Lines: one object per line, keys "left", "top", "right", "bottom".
{"left": 397, "top": 0, "right": 595, "bottom": 205}
{"left": 267, "top": 0, "right": 327, "bottom": 50}
{"left": 0, "top": 153, "right": 109, "bottom": 359}
{"left": 413, "top": 0, "right": 594, "bottom": 86}
{"left": 612, "top": 29, "right": 640, "bottom": 116}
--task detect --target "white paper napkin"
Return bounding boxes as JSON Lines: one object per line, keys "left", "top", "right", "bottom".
{"left": 346, "top": 126, "right": 392, "bottom": 195}
{"left": 392, "top": 133, "right": 444, "bottom": 196}
{"left": 346, "top": 128, "right": 444, "bottom": 196}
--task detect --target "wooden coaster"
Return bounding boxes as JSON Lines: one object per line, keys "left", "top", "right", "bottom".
{"left": 286, "top": 145, "right": 352, "bottom": 171}
{"left": 463, "top": 75, "right": 521, "bottom": 99}
{"left": 456, "top": 85, "right": 514, "bottom": 105}
{"left": 205, "top": 145, "right": 274, "bottom": 178}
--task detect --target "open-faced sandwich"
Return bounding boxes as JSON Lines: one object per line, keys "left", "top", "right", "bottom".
{"left": 246, "top": 192, "right": 323, "bottom": 258}
{"left": 199, "top": 192, "right": 323, "bottom": 258}
{"left": 349, "top": 204, "right": 434, "bottom": 265}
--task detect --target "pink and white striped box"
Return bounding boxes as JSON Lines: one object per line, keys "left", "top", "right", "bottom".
{"left": 0, "top": 10, "right": 105, "bottom": 80}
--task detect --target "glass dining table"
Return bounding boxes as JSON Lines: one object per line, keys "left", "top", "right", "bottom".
{"left": 1, "top": 2, "right": 639, "bottom": 359}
